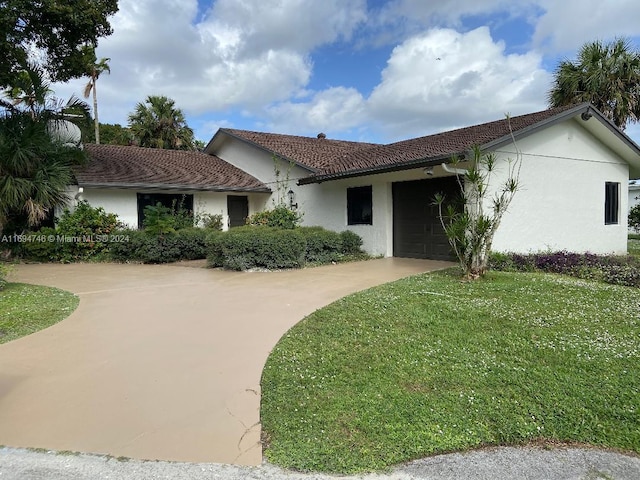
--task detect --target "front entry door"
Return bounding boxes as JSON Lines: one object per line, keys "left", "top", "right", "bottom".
{"left": 227, "top": 195, "right": 249, "bottom": 228}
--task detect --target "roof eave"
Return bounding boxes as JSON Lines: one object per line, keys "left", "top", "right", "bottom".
{"left": 298, "top": 152, "right": 464, "bottom": 185}
{"left": 77, "top": 181, "right": 271, "bottom": 193}
{"left": 484, "top": 103, "right": 640, "bottom": 159}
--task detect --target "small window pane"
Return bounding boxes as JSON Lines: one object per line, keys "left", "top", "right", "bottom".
{"left": 347, "top": 186, "right": 372, "bottom": 225}
{"left": 604, "top": 182, "right": 619, "bottom": 225}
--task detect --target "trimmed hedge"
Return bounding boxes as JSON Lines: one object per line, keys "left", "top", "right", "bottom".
{"left": 490, "top": 251, "right": 640, "bottom": 288}
{"left": 299, "top": 226, "right": 342, "bottom": 263}
{"left": 207, "top": 226, "right": 365, "bottom": 271}
{"left": 110, "top": 228, "right": 209, "bottom": 264}
{"left": 208, "top": 226, "right": 306, "bottom": 270}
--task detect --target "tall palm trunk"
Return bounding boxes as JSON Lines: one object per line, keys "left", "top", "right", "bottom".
{"left": 91, "top": 75, "right": 100, "bottom": 144}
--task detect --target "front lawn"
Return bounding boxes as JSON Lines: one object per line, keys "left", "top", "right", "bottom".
{"left": 0, "top": 283, "right": 79, "bottom": 344}
{"left": 261, "top": 269, "right": 640, "bottom": 474}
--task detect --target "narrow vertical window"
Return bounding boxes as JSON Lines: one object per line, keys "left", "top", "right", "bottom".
{"left": 347, "top": 186, "right": 372, "bottom": 225}
{"left": 604, "top": 182, "right": 619, "bottom": 225}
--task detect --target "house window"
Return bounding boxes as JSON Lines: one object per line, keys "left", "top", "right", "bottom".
{"left": 604, "top": 182, "right": 619, "bottom": 225}
{"left": 137, "top": 193, "right": 193, "bottom": 229}
{"left": 347, "top": 186, "right": 372, "bottom": 225}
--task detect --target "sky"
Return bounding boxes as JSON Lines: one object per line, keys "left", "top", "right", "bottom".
{"left": 52, "top": 0, "right": 640, "bottom": 146}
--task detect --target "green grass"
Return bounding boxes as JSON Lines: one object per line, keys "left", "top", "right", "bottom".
{"left": 629, "top": 238, "right": 640, "bottom": 257}
{"left": 261, "top": 269, "right": 640, "bottom": 474}
{"left": 0, "top": 283, "right": 79, "bottom": 344}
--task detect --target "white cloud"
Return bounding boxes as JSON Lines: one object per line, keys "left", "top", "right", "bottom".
{"left": 52, "top": 0, "right": 366, "bottom": 127}
{"left": 533, "top": 0, "right": 640, "bottom": 53}
{"left": 368, "top": 27, "right": 550, "bottom": 139}
{"left": 265, "top": 87, "right": 367, "bottom": 135}
{"left": 262, "top": 27, "right": 552, "bottom": 142}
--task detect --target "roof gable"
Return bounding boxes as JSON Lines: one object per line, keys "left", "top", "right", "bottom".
{"left": 207, "top": 128, "right": 378, "bottom": 172}
{"left": 77, "top": 144, "right": 270, "bottom": 192}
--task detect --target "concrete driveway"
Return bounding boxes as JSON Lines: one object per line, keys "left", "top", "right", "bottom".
{"left": 0, "top": 258, "right": 451, "bottom": 466}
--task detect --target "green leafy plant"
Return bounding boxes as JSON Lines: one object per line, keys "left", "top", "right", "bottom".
{"left": 143, "top": 203, "right": 177, "bottom": 235}
{"left": 340, "top": 230, "right": 363, "bottom": 255}
{"left": 20, "top": 202, "right": 122, "bottom": 262}
{"left": 207, "top": 226, "right": 305, "bottom": 270}
{"left": 434, "top": 121, "right": 521, "bottom": 280}
{"left": 196, "top": 212, "right": 223, "bottom": 230}
{"left": 629, "top": 203, "right": 640, "bottom": 233}
{"left": 299, "top": 226, "right": 342, "bottom": 263}
{"left": 109, "top": 228, "right": 209, "bottom": 264}
{"left": 246, "top": 205, "right": 301, "bottom": 229}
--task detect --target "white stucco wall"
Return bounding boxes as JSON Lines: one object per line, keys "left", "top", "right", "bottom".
{"left": 62, "top": 186, "right": 267, "bottom": 231}
{"left": 212, "top": 134, "right": 428, "bottom": 255}
{"left": 489, "top": 118, "right": 629, "bottom": 254}
{"left": 212, "top": 122, "right": 632, "bottom": 257}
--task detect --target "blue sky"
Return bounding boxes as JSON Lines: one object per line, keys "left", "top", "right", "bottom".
{"left": 54, "top": 0, "right": 640, "bottom": 146}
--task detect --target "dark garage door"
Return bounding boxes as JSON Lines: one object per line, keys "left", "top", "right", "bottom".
{"left": 392, "top": 177, "right": 459, "bottom": 260}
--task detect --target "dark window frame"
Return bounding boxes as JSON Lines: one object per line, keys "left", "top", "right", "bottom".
{"left": 347, "top": 185, "right": 373, "bottom": 225}
{"left": 136, "top": 193, "right": 194, "bottom": 229}
{"left": 604, "top": 182, "right": 620, "bottom": 225}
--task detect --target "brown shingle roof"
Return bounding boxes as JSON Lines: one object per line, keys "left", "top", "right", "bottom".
{"left": 219, "top": 129, "right": 378, "bottom": 172}
{"left": 214, "top": 104, "right": 589, "bottom": 184}
{"left": 77, "top": 144, "right": 270, "bottom": 192}
{"left": 304, "top": 103, "right": 583, "bottom": 182}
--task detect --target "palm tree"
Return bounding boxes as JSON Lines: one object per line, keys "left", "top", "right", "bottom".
{"left": 3, "top": 62, "right": 54, "bottom": 119}
{"left": 127, "top": 95, "right": 195, "bottom": 150}
{"left": 548, "top": 38, "right": 640, "bottom": 130}
{"left": 0, "top": 111, "right": 87, "bottom": 234}
{"left": 83, "top": 54, "right": 111, "bottom": 144}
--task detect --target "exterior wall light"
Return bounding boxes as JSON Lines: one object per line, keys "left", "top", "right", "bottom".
{"left": 288, "top": 189, "right": 298, "bottom": 209}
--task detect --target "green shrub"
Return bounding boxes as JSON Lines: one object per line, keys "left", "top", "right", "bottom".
{"left": 197, "top": 213, "right": 223, "bottom": 230}
{"left": 20, "top": 202, "right": 122, "bottom": 262}
{"left": 206, "top": 230, "right": 225, "bottom": 267}
{"left": 19, "top": 227, "right": 63, "bottom": 261}
{"left": 246, "top": 205, "right": 301, "bottom": 229}
{"left": 208, "top": 226, "right": 305, "bottom": 270}
{"left": 299, "top": 226, "right": 342, "bottom": 263}
{"left": 339, "top": 230, "right": 363, "bottom": 254}
{"left": 143, "top": 203, "right": 177, "bottom": 234}
{"left": 110, "top": 228, "right": 209, "bottom": 264}
{"left": 629, "top": 204, "right": 640, "bottom": 233}
{"left": 490, "top": 251, "right": 640, "bottom": 288}
{"left": 175, "top": 228, "right": 209, "bottom": 260}
{"left": 108, "top": 229, "right": 145, "bottom": 262}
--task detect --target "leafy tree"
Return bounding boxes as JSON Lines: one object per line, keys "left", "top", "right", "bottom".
{"left": 128, "top": 95, "right": 196, "bottom": 150}
{"left": 82, "top": 47, "right": 110, "bottom": 144}
{"left": 97, "top": 123, "right": 133, "bottom": 145}
{"left": 549, "top": 38, "right": 640, "bottom": 129}
{"left": 0, "top": 0, "right": 118, "bottom": 88}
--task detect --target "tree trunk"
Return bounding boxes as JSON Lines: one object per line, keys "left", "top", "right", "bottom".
{"left": 92, "top": 77, "right": 100, "bottom": 144}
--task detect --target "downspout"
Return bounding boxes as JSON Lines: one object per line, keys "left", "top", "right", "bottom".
{"left": 441, "top": 163, "right": 468, "bottom": 175}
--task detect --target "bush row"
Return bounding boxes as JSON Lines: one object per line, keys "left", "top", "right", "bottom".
{"left": 207, "top": 226, "right": 364, "bottom": 271}
{"left": 109, "top": 228, "right": 210, "bottom": 263}
{"left": 490, "top": 251, "right": 640, "bottom": 288}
